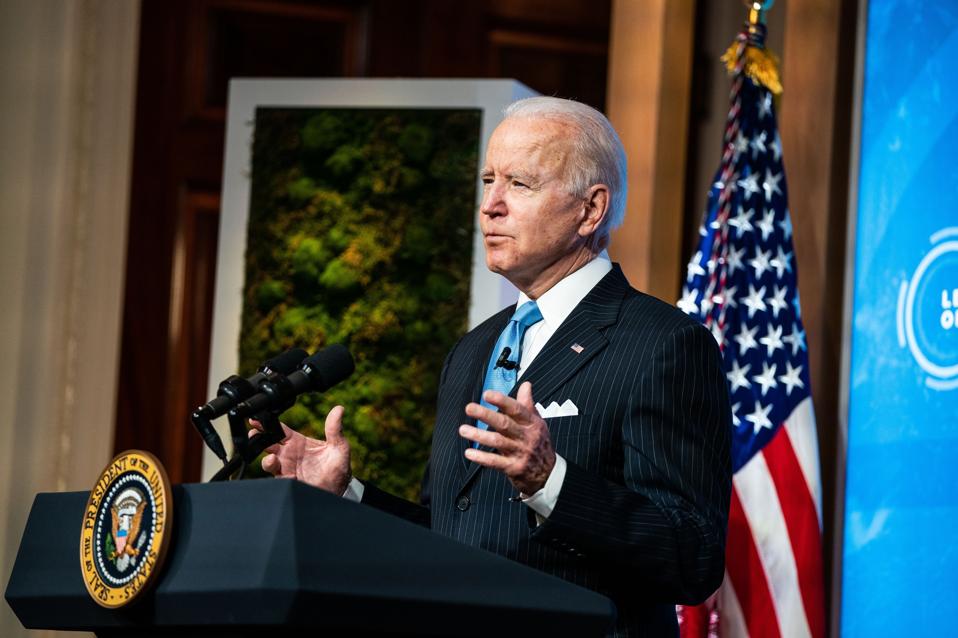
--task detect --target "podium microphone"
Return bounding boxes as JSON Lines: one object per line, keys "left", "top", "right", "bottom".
{"left": 192, "top": 347, "right": 308, "bottom": 462}
{"left": 195, "top": 347, "right": 308, "bottom": 421}
{"left": 231, "top": 344, "right": 355, "bottom": 418}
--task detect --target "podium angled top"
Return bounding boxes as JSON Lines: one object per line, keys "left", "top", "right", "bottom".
{"left": 6, "top": 479, "right": 613, "bottom": 636}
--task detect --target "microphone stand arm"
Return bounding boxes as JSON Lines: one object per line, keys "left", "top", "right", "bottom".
{"left": 209, "top": 411, "right": 286, "bottom": 482}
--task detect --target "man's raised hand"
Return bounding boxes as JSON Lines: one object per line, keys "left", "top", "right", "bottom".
{"left": 459, "top": 381, "right": 556, "bottom": 495}
{"left": 250, "top": 405, "right": 352, "bottom": 495}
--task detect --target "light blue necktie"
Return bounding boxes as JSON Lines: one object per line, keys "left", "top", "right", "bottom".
{"left": 476, "top": 301, "right": 544, "bottom": 437}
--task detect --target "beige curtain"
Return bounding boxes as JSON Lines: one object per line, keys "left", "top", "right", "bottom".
{"left": 0, "top": 1, "right": 140, "bottom": 636}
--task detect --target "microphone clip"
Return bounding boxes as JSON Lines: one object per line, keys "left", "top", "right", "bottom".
{"left": 495, "top": 347, "right": 519, "bottom": 371}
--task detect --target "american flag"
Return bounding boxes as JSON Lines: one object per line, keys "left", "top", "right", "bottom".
{"left": 677, "top": 26, "right": 826, "bottom": 638}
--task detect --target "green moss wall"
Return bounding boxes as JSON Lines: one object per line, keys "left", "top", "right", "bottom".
{"left": 241, "top": 107, "right": 481, "bottom": 499}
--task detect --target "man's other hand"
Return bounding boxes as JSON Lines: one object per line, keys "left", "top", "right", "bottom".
{"left": 250, "top": 405, "right": 351, "bottom": 495}
{"left": 459, "top": 382, "right": 556, "bottom": 495}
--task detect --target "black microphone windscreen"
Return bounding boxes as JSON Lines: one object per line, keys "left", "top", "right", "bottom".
{"left": 264, "top": 347, "right": 309, "bottom": 374}
{"left": 303, "top": 344, "right": 355, "bottom": 392}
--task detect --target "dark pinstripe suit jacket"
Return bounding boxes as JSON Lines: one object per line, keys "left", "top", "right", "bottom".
{"left": 364, "top": 264, "right": 732, "bottom": 637}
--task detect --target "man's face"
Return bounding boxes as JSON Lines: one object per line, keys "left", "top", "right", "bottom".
{"left": 479, "top": 117, "right": 588, "bottom": 289}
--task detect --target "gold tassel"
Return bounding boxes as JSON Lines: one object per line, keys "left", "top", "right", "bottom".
{"left": 722, "top": 40, "right": 783, "bottom": 96}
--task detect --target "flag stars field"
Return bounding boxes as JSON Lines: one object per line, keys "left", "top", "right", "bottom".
{"left": 745, "top": 400, "right": 773, "bottom": 434}
{"left": 758, "top": 92, "right": 773, "bottom": 120}
{"left": 750, "top": 130, "right": 767, "bottom": 158}
{"left": 728, "top": 359, "right": 752, "bottom": 391}
{"left": 727, "top": 245, "right": 746, "bottom": 275}
{"left": 730, "top": 206, "right": 755, "bottom": 237}
{"left": 760, "top": 323, "right": 784, "bottom": 357}
{"left": 770, "top": 132, "right": 782, "bottom": 162}
{"left": 778, "top": 211, "right": 792, "bottom": 239}
{"left": 753, "top": 361, "right": 779, "bottom": 396}
{"left": 758, "top": 208, "right": 776, "bottom": 240}
{"left": 771, "top": 246, "right": 792, "bottom": 278}
{"left": 779, "top": 362, "right": 805, "bottom": 396}
{"left": 743, "top": 284, "right": 768, "bottom": 318}
{"left": 769, "top": 286, "right": 789, "bottom": 317}
{"left": 738, "top": 171, "right": 762, "bottom": 199}
{"left": 735, "top": 322, "right": 759, "bottom": 354}
{"left": 783, "top": 323, "right": 807, "bottom": 355}
{"left": 677, "top": 287, "right": 699, "bottom": 315}
{"left": 750, "top": 247, "right": 772, "bottom": 278}
{"left": 734, "top": 130, "right": 750, "bottom": 158}
{"left": 763, "top": 169, "right": 783, "bottom": 200}
{"left": 686, "top": 250, "right": 706, "bottom": 280}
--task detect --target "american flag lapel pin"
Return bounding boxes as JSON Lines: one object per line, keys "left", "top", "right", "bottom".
{"left": 570, "top": 343, "right": 584, "bottom": 354}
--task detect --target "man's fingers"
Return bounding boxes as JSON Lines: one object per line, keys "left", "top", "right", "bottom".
{"left": 481, "top": 388, "right": 532, "bottom": 422}
{"left": 248, "top": 430, "right": 283, "bottom": 455}
{"left": 249, "top": 419, "right": 293, "bottom": 451}
{"left": 324, "top": 405, "right": 346, "bottom": 443}
{"left": 262, "top": 453, "right": 281, "bottom": 475}
{"left": 516, "top": 382, "right": 536, "bottom": 413}
{"left": 464, "top": 402, "right": 514, "bottom": 435}
{"left": 458, "top": 424, "right": 515, "bottom": 451}
{"left": 261, "top": 437, "right": 285, "bottom": 456}
{"left": 463, "top": 447, "right": 510, "bottom": 471}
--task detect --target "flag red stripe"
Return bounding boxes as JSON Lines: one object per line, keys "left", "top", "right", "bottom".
{"left": 677, "top": 602, "right": 711, "bottom": 638}
{"left": 726, "top": 486, "right": 782, "bottom": 638}
{"left": 764, "top": 426, "right": 826, "bottom": 638}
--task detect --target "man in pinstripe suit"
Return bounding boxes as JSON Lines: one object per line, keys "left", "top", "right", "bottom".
{"left": 257, "top": 97, "right": 732, "bottom": 637}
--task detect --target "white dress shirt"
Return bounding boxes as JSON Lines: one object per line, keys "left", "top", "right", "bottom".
{"left": 345, "top": 255, "right": 613, "bottom": 519}
{"left": 514, "top": 256, "right": 611, "bottom": 519}
{"left": 515, "top": 255, "right": 612, "bottom": 376}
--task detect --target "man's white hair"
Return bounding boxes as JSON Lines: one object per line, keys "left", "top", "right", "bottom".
{"left": 503, "top": 96, "right": 627, "bottom": 238}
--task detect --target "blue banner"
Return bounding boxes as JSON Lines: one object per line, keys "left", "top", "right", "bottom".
{"left": 842, "top": 2, "right": 958, "bottom": 635}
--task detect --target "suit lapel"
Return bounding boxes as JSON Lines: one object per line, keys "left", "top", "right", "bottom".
{"left": 458, "top": 265, "right": 630, "bottom": 491}
{"left": 453, "top": 307, "right": 512, "bottom": 479}
{"left": 517, "top": 265, "right": 627, "bottom": 401}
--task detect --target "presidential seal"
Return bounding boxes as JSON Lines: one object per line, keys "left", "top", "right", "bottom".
{"left": 80, "top": 450, "right": 172, "bottom": 608}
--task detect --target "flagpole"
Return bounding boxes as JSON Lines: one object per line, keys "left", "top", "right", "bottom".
{"left": 701, "top": 0, "right": 783, "bottom": 351}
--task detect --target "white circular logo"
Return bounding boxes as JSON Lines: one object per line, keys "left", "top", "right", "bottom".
{"left": 896, "top": 227, "right": 958, "bottom": 391}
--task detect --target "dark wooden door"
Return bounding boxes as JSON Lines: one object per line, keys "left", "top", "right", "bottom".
{"left": 115, "top": 0, "right": 611, "bottom": 483}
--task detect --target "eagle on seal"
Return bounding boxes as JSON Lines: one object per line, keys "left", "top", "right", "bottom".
{"left": 109, "top": 489, "right": 146, "bottom": 561}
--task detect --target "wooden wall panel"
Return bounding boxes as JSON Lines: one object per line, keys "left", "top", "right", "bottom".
{"left": 779, "top": 0, "right": 859, "bottom": 628}
{"left": 186, "top": 0, "right": 367, "bottom": 120}
{"left": 606, "top": 0, "right": 696, "bottom": 302}
{"left": 487, "top": 30, "right": 608, "bottom": 110}
{"left": 116, "top": 1, "right": 367, "bottom": 483}
{"left": 484, "top": 0, "right": 611, "bottom": 110}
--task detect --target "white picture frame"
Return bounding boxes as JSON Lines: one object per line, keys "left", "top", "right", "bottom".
{"left": 203, "top": 78, "right": 537, "bottom": 478}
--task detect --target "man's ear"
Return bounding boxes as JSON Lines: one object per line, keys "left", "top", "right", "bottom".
{"left": 578, "top": 184, "right": 610, "bottom": 238}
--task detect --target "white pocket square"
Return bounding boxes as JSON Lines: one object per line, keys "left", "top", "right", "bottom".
{"left": 535, "top": 399, "right": 579, "bottom": 418}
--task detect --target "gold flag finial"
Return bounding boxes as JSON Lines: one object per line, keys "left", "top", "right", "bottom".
{"left": 723, "top": 0, "right": 782, "bottom": 95}
{"left": 746, "top": 0, "right": 774, "bottom": 27}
